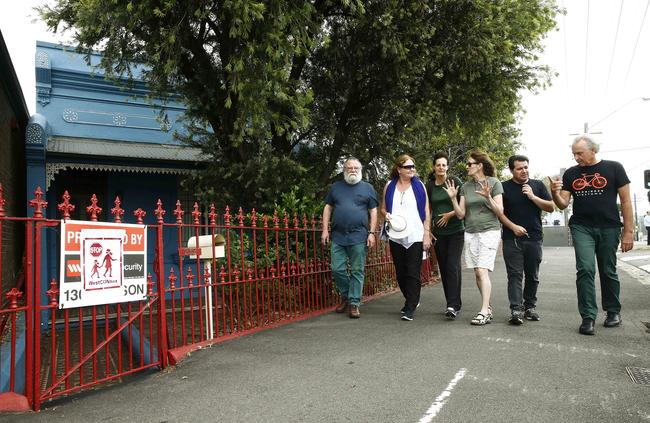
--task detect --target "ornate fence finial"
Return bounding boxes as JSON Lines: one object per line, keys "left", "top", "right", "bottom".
{"left": 6, "top": 288, "right": 23, "bottom": 309}
{"left": 272, "top": 210, "right": 279, "bottom": 228}
{"left": 86, "top": 194, "right": 102, "bottom": 221}
{"left": 29, "top": 187, "right": 48, "bottom": 219}
{"left": 293, "top": 213, "right": 299, "bottom": 229}
{"left": 224, "top": 206, "right": 231, "bottom": 227}
{"left": 168, "top": 267, "right": 177, "bottom": 289}
{"left": 237, "top": 207, "right": 244, "bottom": 226}
{"left": 208, "top": 203, "right": 216, "bottom": 225}
{"left": 57, "top": 190, "right": 76, "bottom": 220}
{"left": 262, "top": 214, "right": 269, "bottom": 228}
{"left": 134, "top": 208, "right": 146, "bottom": 224}
{"left": 192, "top": 202, "right": 201, "bottom": 225}
{"left": 154, "top": 199, "right": 166, "bottom": 224}
{"left": 111, "top": 196, "right": 125, "bottom": 223}
{"left": 0, "top": 183, "right": 6, "bottom": 217}
{"left": 173, "top": 200, "right": 184, "bottom": 224}
{"left": 46, "top": 279, "right": 59, "bottom": 306}
{"left": 283, "top": 211, "right": 289, "bottom": 228}
{"left": 302, "top": 214, "right": 308, "bottom": 229}
{"left": 186, "top": 267, "right": 194, "bottom": 287}
{"left": 250, "top": 209, "right": 257, "bottom": 227}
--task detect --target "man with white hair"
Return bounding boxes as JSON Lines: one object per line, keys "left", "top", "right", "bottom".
{"left": 322, "top": 158, "right": 378, "bottom": 318}
{"left": 550, "top": 135, "right": 634, "bottom": 335}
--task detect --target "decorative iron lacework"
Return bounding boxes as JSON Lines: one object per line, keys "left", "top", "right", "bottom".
{"left": 35, "top": 51, "right": 50, "bottom": 68}
{"left": 61, "top": 108, "right": 172, "bottom": 131}
{"left": 26, "top": 124, "right": 44, "bottom": 145}
{"left": 45, "top": 163, "right": 195, "bottom": 190}
{"left": 36, "top": 87, "right": 51, "bottom": 107}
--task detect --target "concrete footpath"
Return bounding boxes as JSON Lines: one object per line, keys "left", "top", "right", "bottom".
{"left": 3, "top": 246, "right": 650, "bottom": 423}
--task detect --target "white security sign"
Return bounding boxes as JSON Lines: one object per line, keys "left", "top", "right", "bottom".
{"left": 59, "top": 220, "right": 147, "bottom": 309}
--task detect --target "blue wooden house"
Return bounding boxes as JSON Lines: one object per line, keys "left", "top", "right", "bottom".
{"left": 26, "top": 41, "right": 208, "bottom": 286}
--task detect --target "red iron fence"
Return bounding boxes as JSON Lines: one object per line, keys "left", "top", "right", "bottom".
{"left": 0, "top": 185, "right": 438, "bottom": 411}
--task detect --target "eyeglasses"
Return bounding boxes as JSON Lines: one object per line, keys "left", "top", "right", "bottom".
{"left": 466, "top": 161, "right": 478, "bottom": 167}
{"left": 400, "top": 165, "right": 416, "bottom": 170}
{"left": 345, "top": 166, "right": 361, "bottom": 171}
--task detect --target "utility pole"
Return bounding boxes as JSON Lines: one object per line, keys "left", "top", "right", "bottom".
{"left": 633, "top": 193, "right": 638, "bottom": 241}
{"left": 571, "top": 97, "right": 650, "bottom": 136}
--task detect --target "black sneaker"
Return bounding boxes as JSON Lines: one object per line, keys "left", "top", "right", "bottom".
{"left": 524, "top": 308, "right": 540, "bottom": 321}
{"left": 401, "top": 311, "right": 414, "bottom": 321}
{"left": 445, "top": 307, "right": 458, "bottom": 319}
{"left": 402, "top": 302, "right": 420, "bottom": 315}
{"left": 509, "top": 311, "right": 524, "bottom": 325}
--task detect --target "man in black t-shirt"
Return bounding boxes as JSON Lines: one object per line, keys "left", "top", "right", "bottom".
{"left": 550, "top": 135, "right": 634, "bottom": 336}
{"left": 499, "top": 155, "right": 554, "bottom": 325}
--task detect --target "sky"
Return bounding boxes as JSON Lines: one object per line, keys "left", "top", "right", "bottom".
{"left": 2, "top": 0, "right": 650, "bottom": 215}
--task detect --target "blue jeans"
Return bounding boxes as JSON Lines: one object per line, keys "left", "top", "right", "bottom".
{"left": 331, "top": 242, "right": 368, "bottom": 306}
{"left": 502, "top": 238, "right": 542, "bottom": 311}
{"left": 570, "top": 224, "right": 621, "bottom": 320}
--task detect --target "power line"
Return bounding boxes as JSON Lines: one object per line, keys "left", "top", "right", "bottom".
{"left": 561, "top": 0, "right": 569, "bottom": 94}
{"left": 605, "top": 0, "right": 625, "bottom": 94}
{"left": 583, "top": 0, "right": 590, "bottom": 97}
{"left": 623, "top": 0, "right": 650, "bottom": 88}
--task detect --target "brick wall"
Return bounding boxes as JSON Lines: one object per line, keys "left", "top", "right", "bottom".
{"left": 0, "top": 83, "right": 26, "bottom": 295}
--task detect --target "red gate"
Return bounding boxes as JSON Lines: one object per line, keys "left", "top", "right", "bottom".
{"left": 0, "top": 186, "right": 437, "bottom": 411}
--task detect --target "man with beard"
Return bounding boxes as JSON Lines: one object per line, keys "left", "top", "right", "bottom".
{"left": 550, "top": 135, "right": 634, "bottom": 335}
{"left": 322, "top": 158, "right": 379, "bottom": 318}
{"left": 498, "top": 155, "right": 553, "bottom": 325}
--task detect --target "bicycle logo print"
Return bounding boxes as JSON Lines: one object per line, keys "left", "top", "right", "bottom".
{"left": 572, "top": 173, "right": 608, "bottom": 191}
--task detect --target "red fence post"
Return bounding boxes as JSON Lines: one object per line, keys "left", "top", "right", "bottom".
{"left": 154, "top": 200, "right": 168, "bottom": 368}
{"left": 24, "top": 192, "right": 39, "bottom": 409}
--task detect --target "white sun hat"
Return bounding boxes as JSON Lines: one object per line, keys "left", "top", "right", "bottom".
{"left": 387, "top": 215, "right": 410, "bottom": 239}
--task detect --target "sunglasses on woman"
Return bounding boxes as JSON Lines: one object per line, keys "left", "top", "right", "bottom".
{"left": 400, "top": 165, "right": 416, "bottom": 170}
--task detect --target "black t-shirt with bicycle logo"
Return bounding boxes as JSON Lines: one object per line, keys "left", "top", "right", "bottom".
{"left": 562, "top": 159, "right": 630, "bottom": 228}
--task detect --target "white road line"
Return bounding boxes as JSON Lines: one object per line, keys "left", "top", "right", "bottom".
{"left": 418, "top": 368, "right": 466, "bottom": 423}
{"left": 618, "top": 255, "right": 650, "bottom": 262}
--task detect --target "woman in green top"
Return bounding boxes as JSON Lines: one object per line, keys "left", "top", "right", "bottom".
{"left": 427, "top": 152, "right": 465, "bottom": 320}
{"left": 445, "top": 151, "right": 504, "bottom": 326}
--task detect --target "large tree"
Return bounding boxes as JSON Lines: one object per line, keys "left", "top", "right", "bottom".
{"left": 40, "top": 0, "right": 558, "bottom": 210}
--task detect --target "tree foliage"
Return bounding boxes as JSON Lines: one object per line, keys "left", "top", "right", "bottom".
{"left": 39, "top": 0, "right": 558, "bottom": 209}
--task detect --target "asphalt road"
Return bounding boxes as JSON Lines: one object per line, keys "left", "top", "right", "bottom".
{"left": 3, "top": 246, "right": 650, "bottom": 423}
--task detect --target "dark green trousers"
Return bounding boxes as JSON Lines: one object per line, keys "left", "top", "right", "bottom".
{"left": 570, "top": 224, "right": 621, "bottom": 320}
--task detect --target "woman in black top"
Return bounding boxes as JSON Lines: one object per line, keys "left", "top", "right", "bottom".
{"left": 427, "top": 152, "right": 465, "bottom": 319}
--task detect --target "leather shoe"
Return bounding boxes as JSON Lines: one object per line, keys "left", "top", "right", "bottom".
{"left": 349, "top": 305, "right": 360, "bottom": 318}
{"left": 579, "top": 318, "right": 595, "bottom": 335}
{"left": 604, "top": 312, "right": 621, "bottom": 327}
{"left": 335, "top": 299, "right": 348, "bottom": 313}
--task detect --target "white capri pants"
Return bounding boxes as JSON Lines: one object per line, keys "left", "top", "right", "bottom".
{"left": 464, "top": 229, "right": 501, "bottom": 271}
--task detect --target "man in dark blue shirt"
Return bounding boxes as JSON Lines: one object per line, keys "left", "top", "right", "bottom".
{"left": 322, "top": 158, "right": 378, "bottom": 318}
{"left": 499, "top": 155, "right": 553, "bottom": 325}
